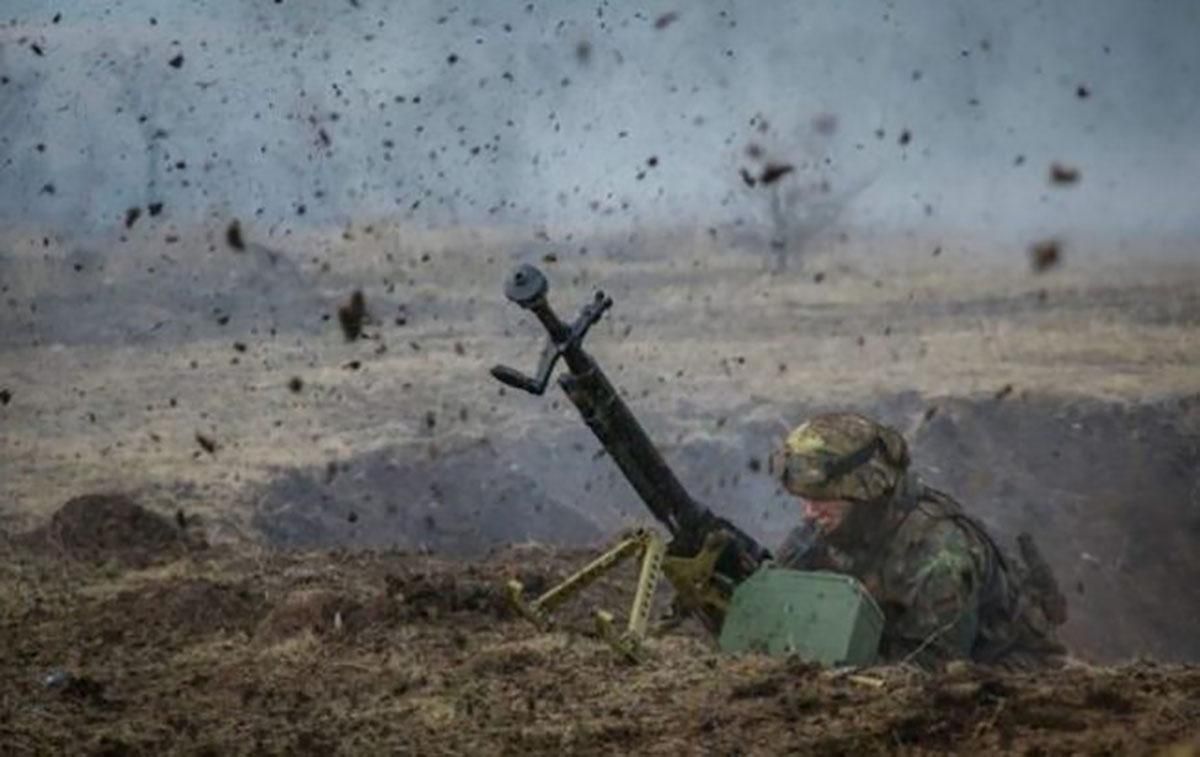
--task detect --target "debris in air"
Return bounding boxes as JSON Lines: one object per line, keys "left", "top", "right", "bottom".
{"left": 759, "top": 163, "right": 794, "bottom": 185}
{"left": 1029, "top": 240, "right": 1062, "bottom": 273}
{"left": 225, "top": 220, "right": 246, "bottom": 251}
{"left": 1049, "top": 163, "right": 1080, "bottom": 185}
{"left": 654, "top": 12, "right": 679, "bottom": 29}
{"left": 338, "top": 290, "right": 368, "bottom": 341}
{"left": 195, "top": 433, "right": 218, "bottom": 454}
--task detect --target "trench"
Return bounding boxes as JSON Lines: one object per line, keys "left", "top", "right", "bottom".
{"left": 253, "top": 390, "right": 1200, "bottom": 663}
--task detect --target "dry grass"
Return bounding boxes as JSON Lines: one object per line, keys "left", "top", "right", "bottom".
{"left": 4, "top": 225, "right": 1197, "bottom": 529}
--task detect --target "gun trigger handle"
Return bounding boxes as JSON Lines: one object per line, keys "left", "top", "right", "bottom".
{"left": 490, "top": 364, "right": 544, "bottom": 395}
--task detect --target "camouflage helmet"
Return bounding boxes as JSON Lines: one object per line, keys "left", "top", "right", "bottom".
{"left": 771, "top": 412, "right": 910, "bottom": 503}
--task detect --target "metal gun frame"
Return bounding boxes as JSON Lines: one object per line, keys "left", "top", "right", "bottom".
{"left": 506, "top": 528, "right": 665, "bottom": 662}
{"left": 493, "top": 264, "right": 771, "bottom": 653}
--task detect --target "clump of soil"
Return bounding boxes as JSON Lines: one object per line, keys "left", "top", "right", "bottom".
{"left": 1029, "top": 239, "right": 1062, "bottom": 272}
{"left": 21, "top": 493, "right": 201, "bottom": 568}
{"left": 225, "top": 219, "right": 245, "bottom": 250}
{"left": 337, "top": 289, "right": 367, "bottom": 341}
{"left": 759, "top": 161, "right": 795, "bottom": 185}
{"left": 1049, "top": 162, "right": 1081, "bottom": 185}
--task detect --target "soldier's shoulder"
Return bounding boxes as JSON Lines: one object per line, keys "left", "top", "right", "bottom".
{"left": 895, "top": 499, "right": 986, "bottom": 559}
{"left": 897, "top": 497, "right": 963, "bottom": 538}
{"left": 880, "top": 507, "right": 983, "bottom": 607}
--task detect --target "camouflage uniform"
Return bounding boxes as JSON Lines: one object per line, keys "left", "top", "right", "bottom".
{"left": 771, "top": 413, "right": 1067, "bottom": 670}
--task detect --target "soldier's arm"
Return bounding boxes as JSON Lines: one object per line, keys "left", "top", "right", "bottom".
{"left": 885, "top": 524, "right": 985, "bottom": 668}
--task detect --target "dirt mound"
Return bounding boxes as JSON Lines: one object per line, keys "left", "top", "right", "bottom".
{"left": 21, "top": 493, "right": 200, "bottom": 568}
{"left": 2, "top": 545, "right": 1197, "bottom": 755}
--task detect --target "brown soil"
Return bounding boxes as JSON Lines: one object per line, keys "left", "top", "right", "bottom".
{"left": 1, "top": 540, "right": 1197, "bottom": 756}
{"left": 18, "top": 493, "right": 203, "bottom": 568}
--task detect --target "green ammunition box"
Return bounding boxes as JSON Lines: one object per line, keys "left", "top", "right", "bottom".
{"left": 718, "top": 568, "right": 883, "bottom": 666}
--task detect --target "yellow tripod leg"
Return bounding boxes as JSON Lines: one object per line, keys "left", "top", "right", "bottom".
{"left": 505, "top": 527, "right": 671, "bottom": 664}
{"left": 627, "top": 532, "right": 665, "bottom": 639}
{"left": 507, "top": 528, "right": 650, "bottom": 631}
{"left": 594, "top": 531, "right": 666, "bottom": 662}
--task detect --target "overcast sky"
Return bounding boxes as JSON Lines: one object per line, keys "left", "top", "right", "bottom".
{"left": 2, "top": 0, "right": 1198, "bottom": 249}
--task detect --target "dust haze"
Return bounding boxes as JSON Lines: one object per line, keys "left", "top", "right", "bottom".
{"left": 2, "top": 2, "right": 1199, "bottom": 753}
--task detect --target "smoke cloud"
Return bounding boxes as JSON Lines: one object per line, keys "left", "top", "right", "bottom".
{"left": 1, "top": 0, "right": 1198, "bottom": 254}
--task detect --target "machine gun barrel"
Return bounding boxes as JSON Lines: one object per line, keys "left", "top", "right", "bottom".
{"left": 557, "top": 357, "right": 700, "bottom": 537}
{"left": 491, "top": 264, "right": 769, "bottom": 587}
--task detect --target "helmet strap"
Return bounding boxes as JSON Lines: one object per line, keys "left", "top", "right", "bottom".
{"left": 821, "top": 436, "right": 886, "bottom": 481}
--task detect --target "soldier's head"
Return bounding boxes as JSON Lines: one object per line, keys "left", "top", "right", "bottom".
{"left": 769, "top": 412, "right": 910, "bottom": 540}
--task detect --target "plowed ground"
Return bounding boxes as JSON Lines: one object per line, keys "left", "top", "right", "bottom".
{"left": 3, "top": 511, "right": 1197, "bottom": 757}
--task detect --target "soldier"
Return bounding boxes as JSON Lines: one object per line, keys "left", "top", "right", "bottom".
{"left": 768, "top": 412, "right": 1068, "bottom": 669}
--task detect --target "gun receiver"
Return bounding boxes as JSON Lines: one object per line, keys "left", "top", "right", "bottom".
{"left": 491, "top": 264, "right": 771, "bottom": 633}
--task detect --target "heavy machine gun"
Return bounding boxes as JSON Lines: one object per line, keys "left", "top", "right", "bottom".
{"left": 491, "top": 263, "right": 773, "bottom": 656}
